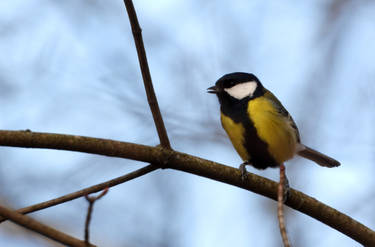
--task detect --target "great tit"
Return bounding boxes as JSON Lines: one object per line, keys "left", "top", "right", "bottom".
{"left": 207, "top": 72, "right": 340, "bottom": 174}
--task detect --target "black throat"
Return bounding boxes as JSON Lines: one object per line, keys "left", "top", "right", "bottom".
{"left": 218, "top": 89, "right": 279, "bottom": 169}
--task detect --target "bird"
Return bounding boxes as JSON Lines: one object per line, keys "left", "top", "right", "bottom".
{"left": 207, "top": 72, "right": 340, "bottom": 177}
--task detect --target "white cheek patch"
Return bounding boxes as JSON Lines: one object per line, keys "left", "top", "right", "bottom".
{"left": 224, "top": 81, "right": 257, "bottom": 100}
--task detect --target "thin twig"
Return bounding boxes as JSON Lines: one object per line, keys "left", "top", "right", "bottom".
{"left": 0, "top": 204, "right": 94, "bottom": 247}
{"left": 278, "top": 164, "right": 291, "bottom": 247}
{"left": 123, "top": 0, "right": 171, "bottom": 149}
{"left": 84, "top": 188, "right": 109, "bottom": 244}
{"left": 0, "top": 164, "right": 157, "bottom": 224}
{"left": 0, "top": 130, "right": 374, "bottom": 246}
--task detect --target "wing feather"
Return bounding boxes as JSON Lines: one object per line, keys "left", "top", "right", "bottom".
{"left": 263, "top": 90, "right": 301, "bottom": 143}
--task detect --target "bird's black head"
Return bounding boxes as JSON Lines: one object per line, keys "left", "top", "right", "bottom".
{"left": 207, "top": 72, "right": 264, "bottom": 105}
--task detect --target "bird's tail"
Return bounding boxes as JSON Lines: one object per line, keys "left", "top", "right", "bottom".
{"left": 297, "top": 145, "right": 340, "bottom": 168}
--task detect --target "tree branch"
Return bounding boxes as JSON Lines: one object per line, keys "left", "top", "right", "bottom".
{"left": 84, "top": 188, "right": 109, "bottom": 245}
{"left": 0, "top": 164, "right": 157, "bottom": 224}
{"left": 0, "top": 130, "right": 374, "bottom": 245}
{"left": 0, "top": 204, "right": 94, "bottom": 247}
{"left": 122, "top": 0, "right": 171, "bottom": 149}
{"left": 278, "top": 164, "right": 290, "bottom": 247}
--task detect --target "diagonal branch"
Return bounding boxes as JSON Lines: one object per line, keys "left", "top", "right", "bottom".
{"left": 0, "top": 164, "right": 157, "bottom": 224}
{"left": 0, "top": 130, "right": 374, "bottom": 246}
{"left": 123, "top": 0, "right": 171, "bottom": 149}
{"left": 0, "top": 204, "right": 94, "bottom": 247}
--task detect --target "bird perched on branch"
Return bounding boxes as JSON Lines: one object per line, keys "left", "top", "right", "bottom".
{"left": 207, "top": 72, "right": 340, "bottom": 178}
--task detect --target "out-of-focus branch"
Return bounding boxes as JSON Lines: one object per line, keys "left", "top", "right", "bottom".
{"left": 0, "top": 164, "right": 157, "bottom": 224}
{"left": 122, "top": 0, "right": 171, "bottom": 149}
{"left": 0, "top": 130, "right": 374, "bottom": 246}
{"left": 0, "top": 204, "right": 94, "bottom": 247}
{"left": 84, "top": 188, "right": 109, "bottom": 245}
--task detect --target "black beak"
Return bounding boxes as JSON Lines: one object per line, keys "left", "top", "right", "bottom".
{"left": 207, "top": 85, "right": 219, "bottom": 94}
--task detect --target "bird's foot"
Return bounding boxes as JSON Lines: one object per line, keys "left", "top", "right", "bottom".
{"left": 283, "top": 175, "right": 290, "bottom": 203}
{"left": 239, "top": 161, "right": 251, "bottom": 181}
{"left": 279, "top": 164, "right": 290, "bottom": 203}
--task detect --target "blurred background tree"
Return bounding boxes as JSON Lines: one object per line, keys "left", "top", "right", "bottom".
{"left": 0, "top": 0, "right": 374, "bottom": 246}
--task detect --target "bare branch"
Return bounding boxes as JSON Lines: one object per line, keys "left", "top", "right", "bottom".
{"left": 278, "top": 164, "right": 290, "bottom": 247}
{"left": 0, "top": 130, "right": 374, "bottom": 246}
{"left": 0, "top": 204, "right": 94, "bottom": 247}
{"left": 0, "top": 164, "right": 156, "bottom": 224}
{"left": 122, "top": 0, "right": 171, "bottom": 149}
{"left": 84, "top": 188, "right": 109, "bottom": 244}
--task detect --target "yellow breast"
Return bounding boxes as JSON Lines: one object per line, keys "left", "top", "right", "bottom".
{"left": 220, "top": 113, "right": 250, "bottom": 161}
{"left": 248, "top": 97, "right": 297, "bottom": 164}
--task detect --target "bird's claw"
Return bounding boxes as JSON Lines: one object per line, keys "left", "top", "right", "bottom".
{"left": 239, "top": 162, "right": 250, "bottom": 181}
{"left": 282, "top": 174, "right": 290, "bottom": 203}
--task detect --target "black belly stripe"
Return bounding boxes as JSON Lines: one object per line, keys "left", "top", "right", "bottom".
{"left": 221, "top": 98, "right": 279, "bottom": 169}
